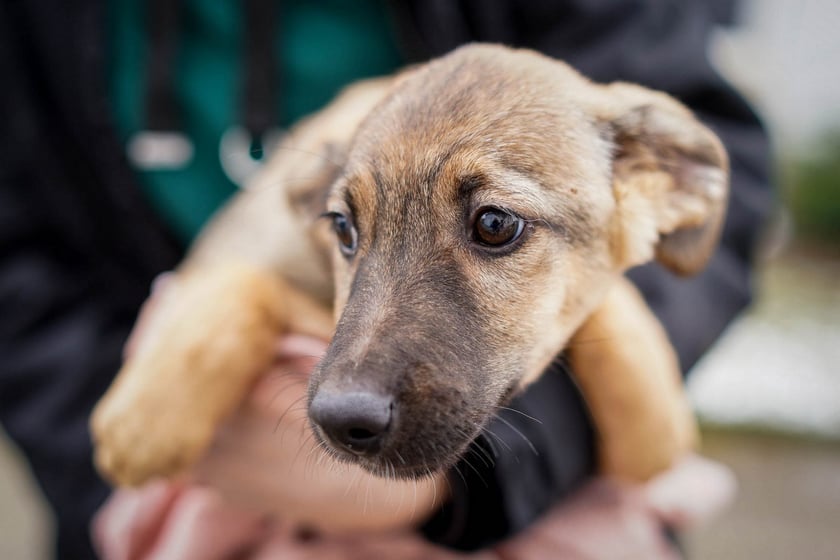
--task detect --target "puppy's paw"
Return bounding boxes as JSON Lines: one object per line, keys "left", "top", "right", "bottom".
{"left": 91, "top": 397, "right": 214, "bottom": 487}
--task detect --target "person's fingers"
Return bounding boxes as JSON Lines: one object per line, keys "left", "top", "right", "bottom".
{"left": 250, "top": 531, "right": 477, "bottom": 560}
{"left": 494, "top": 477, "right": 683, "bottom": 560}
{"left": 92, "top": 481, "right": 182, "bottom": 560}
{"left": 248, "top": 533, "right": 314, "bottom": 560}
{"left": 644, "top": 454, "right": 737, "bottom": 529}
{"left": 143, "top": 487, "right": 267, "bottom": 560}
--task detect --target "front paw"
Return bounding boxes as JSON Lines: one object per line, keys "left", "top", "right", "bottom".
{"left": 91, "top": 395, "right": 215, "bottom": 487}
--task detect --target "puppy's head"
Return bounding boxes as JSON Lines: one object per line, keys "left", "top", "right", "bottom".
{"left": 308, "top": 45, "right": 728, "bottom": 478}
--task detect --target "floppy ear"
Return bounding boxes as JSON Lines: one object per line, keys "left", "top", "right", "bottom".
{"left": 598, "top": 83, "right": 729, "bottom": 276}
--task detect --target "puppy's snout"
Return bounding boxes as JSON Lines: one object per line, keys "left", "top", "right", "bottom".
{"left": 309, "top": 391, "right": 394, "bottom": 456}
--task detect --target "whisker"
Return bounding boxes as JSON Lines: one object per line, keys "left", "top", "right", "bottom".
{"left": 364, "top": 471, "right": 372, "bottom": 515}
{"left": 411, "top": 475, "right": 418, "bottom": 521}
{"left": 263, "top": 368, "right": 301, "bottom": 381}
{"left": 291, "top": 430, "right": 317, "bottom": 472}
{"left": 395, "top": 467, "right": 406, "bottom": 516}
{"left": 460, "top": 456, "right": 488, "bottom": 488}
{"left": 344, "top": 465, "right": 363, "bottom": 498}
{"left": 455, "top": 427, "right": 494, "bottom": 469}
{"left": 273, "top": 394, "right": 308, "bottom": 436}
{"left": 496, "top": 415, "right": 538, "bottom": 456}
{"left": 421, "top": 467, "right": 437, "bottom": 510}
{"left": 267, "top": 379, "right": 308, "bottom": 407}
{"left": 477, "top": 423, "right": 512, "bottom": 454}
{"left": 496, "top": 406, "right": 542, "bottom": 424}
{"left": 451, "top": 463, "right": 468, "bottom": 491}
{"left": 469, "top": 443, "right": 494, "bottom": 469}
{"left": 385, "top": 460, "right": 394, "bottom": 504}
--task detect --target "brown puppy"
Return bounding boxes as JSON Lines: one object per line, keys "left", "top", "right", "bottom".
{"left": 309, "top": 44, "right": 724, "bottom": 479}
{"left": 92, "top": 45, "right": 726, "bottom": 496}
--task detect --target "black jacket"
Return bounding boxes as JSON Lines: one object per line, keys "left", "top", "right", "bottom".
{"left": 0, "top": 0, "right": 772, "bottom": 557}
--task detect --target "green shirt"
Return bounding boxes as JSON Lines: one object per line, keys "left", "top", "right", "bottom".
{"left": 109, "top": 0, "right": 402, "bottom": 242}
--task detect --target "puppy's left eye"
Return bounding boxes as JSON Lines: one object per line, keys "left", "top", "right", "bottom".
{"left": 472, "top": 207, "right": 525, "bottom": 247}
{"left": 327, "top": 213, "right": 358, "bottom": 257}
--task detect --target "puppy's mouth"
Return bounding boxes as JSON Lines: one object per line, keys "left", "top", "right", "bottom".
{"left": 309, "top": 425, "right": 448, "bottom": 480}
{"left": 308, "top": 424, "right": 479, "bottom": 480}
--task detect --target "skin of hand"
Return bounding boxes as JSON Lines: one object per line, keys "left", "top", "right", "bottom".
{"left": 93, "top": 275, "right": 737, "bottom": 559}
{"left": 94, "top": 453, "right": 735, "bottom": 560}
{"left": 237, "top": 454, "right": 735, "bottom": 560}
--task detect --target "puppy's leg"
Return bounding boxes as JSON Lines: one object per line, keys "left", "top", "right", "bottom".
{"left": 567, "top": 276, "right": 698, "bottom": 482}
{"left": 91, "top": 261, "right": 333, "bottom": 487}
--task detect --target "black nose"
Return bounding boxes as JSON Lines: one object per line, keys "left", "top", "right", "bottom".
{"left": 309, "top": 391, "right": 393, "bottom": 455}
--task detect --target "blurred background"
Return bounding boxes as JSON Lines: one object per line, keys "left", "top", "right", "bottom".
{"left": 1, "top": 0, "right": 838, "bottom": 558}
{"left": 682, "top": 1, "right": 840, "bottom": 557}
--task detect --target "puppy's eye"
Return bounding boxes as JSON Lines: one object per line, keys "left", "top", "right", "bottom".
{"left": 329, "top": 213, "right": 358, "bottom": 257}
{"left": 472, "top": 207, "right": 524, "bottom": 247}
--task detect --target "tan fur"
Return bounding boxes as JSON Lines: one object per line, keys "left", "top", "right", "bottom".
{"left": 568, "top": 277, "right": 698, "bottom": 480}
{"left": 91, "top": 45, "right": 728, "bottom": 498}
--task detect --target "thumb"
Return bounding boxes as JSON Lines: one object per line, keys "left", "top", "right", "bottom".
{"left": 644, "top": 454, "right": 737, "bottom": 529}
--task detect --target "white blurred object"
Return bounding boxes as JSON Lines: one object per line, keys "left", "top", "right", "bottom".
{"left": 711, "top": 0, "right": 840, "bottom": 153}
{"left": 127, "top": 130, "right": 194, "bottom": 170}
{"left": 688, "top": 254, "right": 840, "bottom": 439}
{"left": 689, "top": 316, "right": 840, "bottom": 438}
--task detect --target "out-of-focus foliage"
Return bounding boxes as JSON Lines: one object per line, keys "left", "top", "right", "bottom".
{"left": 786, "top": 132, "right": 840, "bottom": 242}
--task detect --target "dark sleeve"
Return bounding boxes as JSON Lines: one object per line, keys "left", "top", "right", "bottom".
{"left": 418, "top": 0, "right": 774, "bottom": 550}
{"left": 0, "top": 123, "right": 138, "bottom": 560}
{"left": 0, "top": 205, "right": 130, "bottom": 559}
{"left": 0, "top": 4, "right": 180, "bottom": 557}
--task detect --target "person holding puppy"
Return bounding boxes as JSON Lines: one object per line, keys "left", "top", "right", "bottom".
{"left": 0, "top": 1, "right": 771, "bottom": 558}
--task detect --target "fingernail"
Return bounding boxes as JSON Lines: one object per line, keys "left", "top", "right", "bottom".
{"left": 276, "top": 335, "right": 328, "bottom": 358}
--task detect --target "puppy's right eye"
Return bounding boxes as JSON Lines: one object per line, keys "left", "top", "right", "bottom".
{"left": 472, "top": 207, "right": 525, "bottom": 249}
{"left": 329, "top": 213, "right": 358, "bottom": 257}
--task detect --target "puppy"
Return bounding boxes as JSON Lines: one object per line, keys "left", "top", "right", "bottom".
{"left": 92, "top": 45, "right": 726, "bottom": 498}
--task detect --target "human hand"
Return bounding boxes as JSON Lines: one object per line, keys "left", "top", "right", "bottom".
{"left": 493, "top": 454, "right": 736, "bottom": 560}
{"left": 92, "top": 482, "right": 269, "bottom": 560}
{"left": 146, "top": 452, "right": 728, "bottom": 560}
{"left": 233, "top": 453, "right": 734, "bottom": 560}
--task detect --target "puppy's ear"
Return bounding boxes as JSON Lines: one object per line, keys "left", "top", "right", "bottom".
{"left": 598, "top": 83, "right": 729, "bottom": 276}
